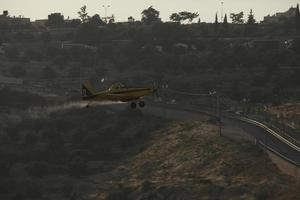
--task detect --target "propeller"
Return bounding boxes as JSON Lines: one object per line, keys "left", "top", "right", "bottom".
{"left": 152, "top": 82, "right": 164, "bottom": 102}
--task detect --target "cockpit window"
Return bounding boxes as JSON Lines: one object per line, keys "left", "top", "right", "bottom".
{"left": 109, "top": 83, "right": 125, "bottom": 91}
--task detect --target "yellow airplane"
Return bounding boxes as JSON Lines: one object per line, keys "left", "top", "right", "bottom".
{"left": 81, "top": 80, "right": 157, "bottom": 108}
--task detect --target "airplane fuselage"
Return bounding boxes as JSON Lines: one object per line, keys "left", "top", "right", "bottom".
{"left": 82, "top": 87, "right": 155, "bottom": 102}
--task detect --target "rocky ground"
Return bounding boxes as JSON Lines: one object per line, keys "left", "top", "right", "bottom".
{"left": 93, "top": 121, "right": 300, "bottom": 200}
{"left": 266, "top": 103, "right": 300, "bottom": 130}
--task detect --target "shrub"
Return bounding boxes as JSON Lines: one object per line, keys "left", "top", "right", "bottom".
{"left": 9, "top": 164, "right": 28, "bottom": 179}
{"left": 5, "top": 47, "right": 20, "bottom": 61}
{"left": 41, "top": 66, "right": 57, "bottom": 79}
{"left": 68, "top": 156, "right": 88, "bottom": 177}
{"left": 255, "top": 186, "right": 269, "bottom": 200}
{"left": 24, "top": 180, "right": 43, "bottom": 199}
{"left": 27, "top": 162, "right": 49, "bottom": 177}
{"left": 107, "top": 186, "right": 134, "bottom": 200}
{"left": 0, "top": 161, "right": 9, "bottom": 178}
{"left": 9, "top": 64, "right": 26, "bottom": 78}
{"left": 24, "top": 133, "right": 38, "bottom": 146}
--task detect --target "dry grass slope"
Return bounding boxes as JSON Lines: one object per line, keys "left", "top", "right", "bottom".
{"left": 104, "top": 122, "right": 300, "bottom": 200}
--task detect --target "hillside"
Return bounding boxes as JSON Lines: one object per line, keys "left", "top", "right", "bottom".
{"left": 0, "top": 96, "right": 169, "bottom": 200}
{"left": 0, "top": 90, "right": 299, "bottom": 200}
{"left": 101, "top": 122, "right": 300, "bottom": 200}
{"left": 266, "top": 103, "right": 300, "bottom": 129}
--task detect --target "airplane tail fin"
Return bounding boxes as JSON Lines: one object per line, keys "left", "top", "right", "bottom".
{"left": 82, "top": 80, "right": 96, "bottom": 97}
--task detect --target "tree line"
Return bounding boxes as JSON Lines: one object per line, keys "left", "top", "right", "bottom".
{"left": 31, "top": 4, "right": 300, "bottom": 27}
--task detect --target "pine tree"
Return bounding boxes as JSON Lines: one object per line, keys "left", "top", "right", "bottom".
{"left": 222, "top": 14, "right": 228, "bottom": 37}
{"left": 247, "top": 9, "right": 256, "bottom": 24}
{"left": 215, "top": 13, "right": 219, "bottom": 24}
{"left": 223, "top": 14, "right": 228, "bottom": 24}
{"left": 296, "top": 4, "right": 300, "bottom": 32}
{"left": 246, "top": 9, "right": 257, "bottom": 36}
{"left": 214, "top": 13, "right": 219, "bottom": 35}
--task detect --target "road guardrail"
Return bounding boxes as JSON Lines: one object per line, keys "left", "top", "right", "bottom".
{"left": 233, "top": 115, "right": 300, "bottom": 152}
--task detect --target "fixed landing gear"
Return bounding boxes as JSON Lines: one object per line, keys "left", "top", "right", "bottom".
{"left": 131, "top": 101, "right": 145, "bottom": 109}
{"left": 131, "top": 102, "right": 137, "bottom": 109}
{"left": 139, "top": 101, "right": 145, "bottom": 108}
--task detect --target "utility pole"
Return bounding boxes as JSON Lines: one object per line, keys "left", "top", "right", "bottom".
{"left": 166, "top": 88, "right": 223, "bottom": 136}
{"left": 79, "top": 64, "right": 83, "bottom": 98}
{"left": 221, "top": 2, "right": 224, "bottom": 22}
{"left": 217, "top": 94, "right": 222, "bottom": 137}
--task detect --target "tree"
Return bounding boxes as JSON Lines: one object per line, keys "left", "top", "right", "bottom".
{"left": 128, "top": 16, "right": 135, "bottom": 23}
{"left": 214, "top": 13, "right": 219, "bottom": 35}
{"left": 230, "top": 12, "right": 244, "bottom": 24}
{"left": 296, "top": 4, "right": 300, "bottom": 32}
{"left": 69, "top": 156, "right": 88, "bottom": 177}
{"left": 39, "top": 32, "right": 51, "bottom": 43}
{"left": 185, "top": 12, "right": 199, "bottom": 23}
{"left": 78, "top": 5, "right": 89, "bottom": 23}
{"left": 221, "top": 14, "right": 229, "bottom": 36}
{"left": 75, "top": 22, "right": 99, "bottom": 44}
{"left": 9, "top": 64, "right": 27, "bottom": 78}
{"left": 170, "top": 13, "right": 181, "bottom": 23}
{"left": 141, "top": 6, "right": 161, "bottom": 24}
{"left": 5, "top": 47, "right": 20, "bottom": 61}
{"left": 247, "top": 9, "right": 256, "bottom": 24}
{"left": 223, "top": 14, "right": 228, "bottom": 24}
{"left": 215, "top": 13, "right": 219, "bottom": 24}
{"left": 246, "top": 9, "right": 257, "bottom": 36}
{"left": 89, "top": 14, "right": 105, "bottom": 26}
{"left": 27, "top": 162, "right": 48, "bottom": 177}
{"left": 108, "top": 15, "right": 115, "bottom": 24}
{"left": 53, "top": 55, "right": 68, "bottom": 67}
{"left": 170, "top": 11, "right": 199, "bottom": 23}
{"left": 41, "top": 66, "right": 57, "bottom": 79}
{"left": 152, "top": 22, "right": 192, "bottom": 44}
{"left": 0, "top": 161, "right": 9, "bottom": 178}
{"left": 24, "top": 48, "right": 43, "bottom": 61}
{"left": 65, "top": 19, "right": 81, "bottom": 28}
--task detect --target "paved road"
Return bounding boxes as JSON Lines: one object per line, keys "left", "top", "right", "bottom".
{"left": 224, "top": 117, "right": 300, "bottom": 166}
{"left": 135, "top": 103, "right": 300, "bottom": 166}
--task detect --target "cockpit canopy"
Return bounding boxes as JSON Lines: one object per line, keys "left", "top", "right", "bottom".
{"left": 108, "top": 83, "right": 126, "bottom": 91}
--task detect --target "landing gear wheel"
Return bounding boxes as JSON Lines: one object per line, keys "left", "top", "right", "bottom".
{"left": 139, "top": 101, "right": 145, "bottom": 108}
{"left": 131, "top": 102, "right": 137, "bottom": 109}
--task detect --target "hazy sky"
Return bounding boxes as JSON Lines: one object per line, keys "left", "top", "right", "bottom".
{"left": 1, "top": 0, "right": 299, "bottom": 22}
